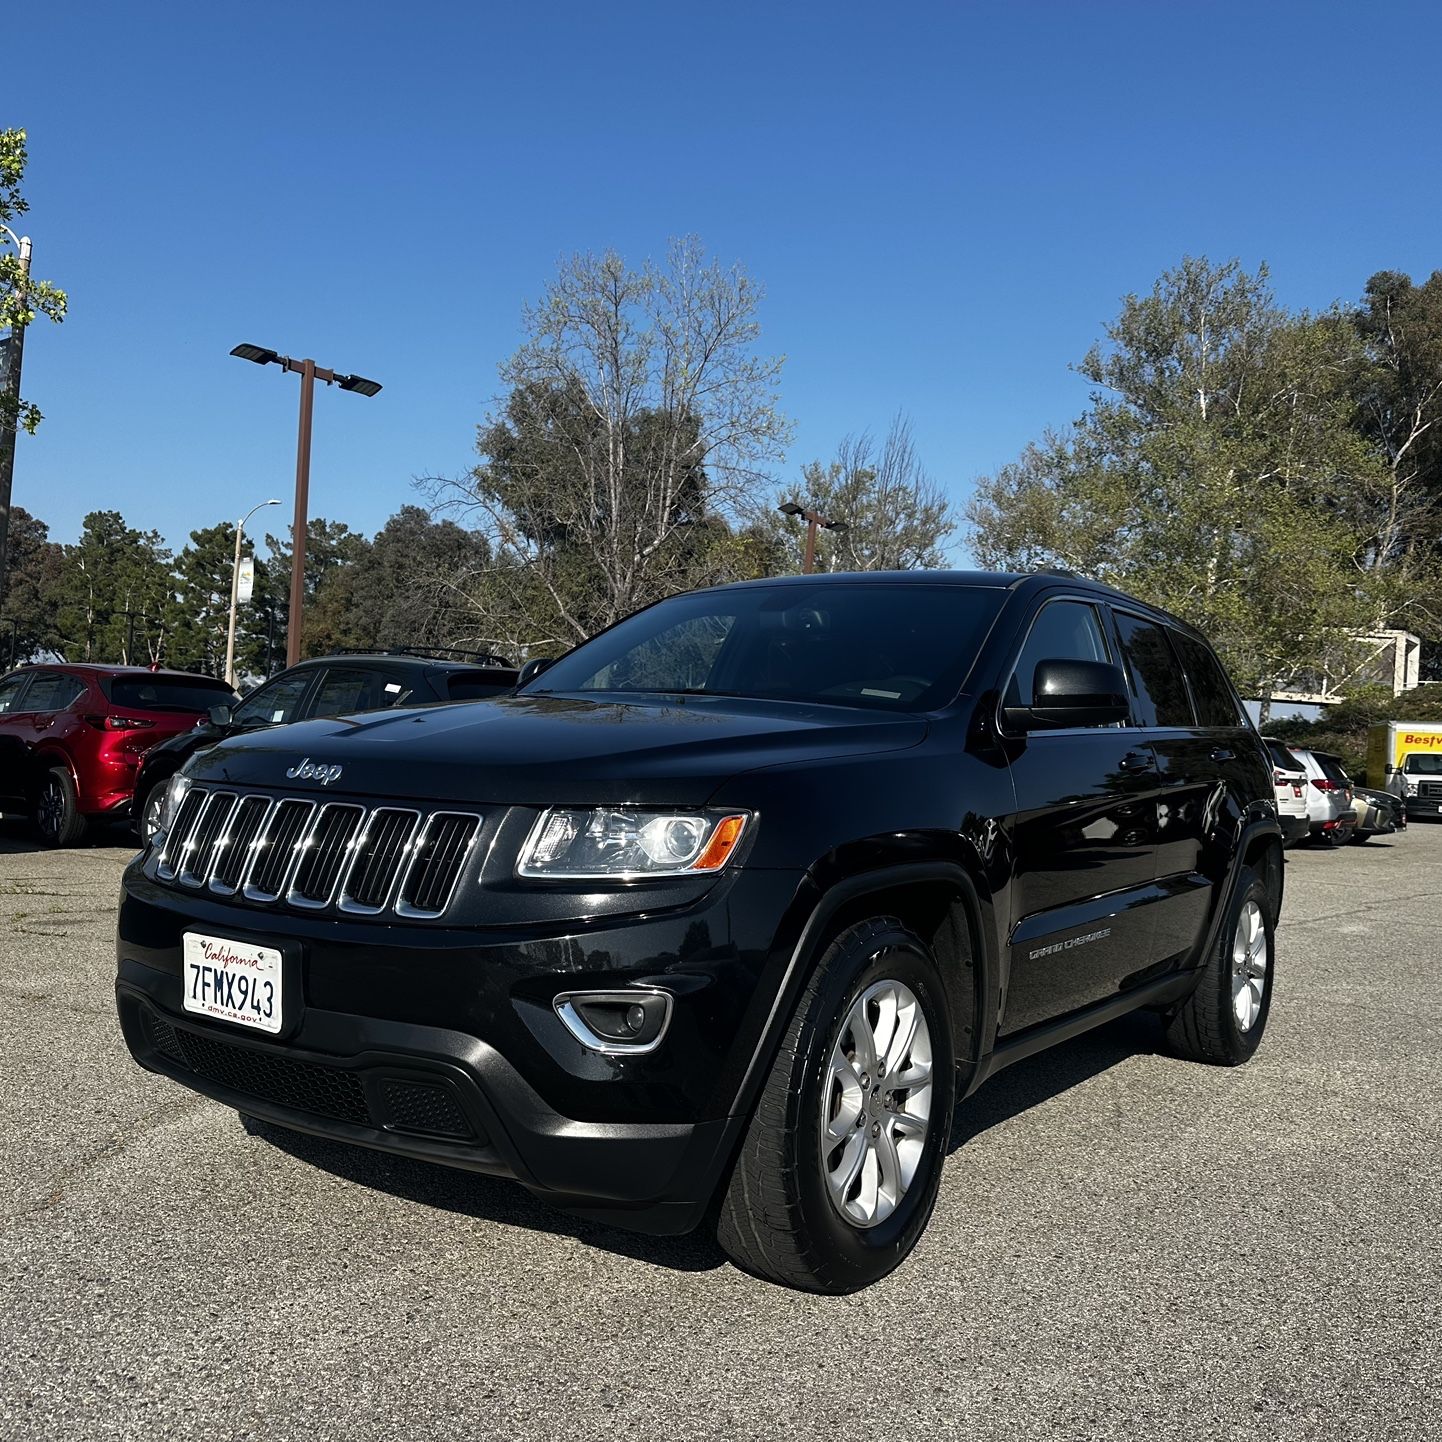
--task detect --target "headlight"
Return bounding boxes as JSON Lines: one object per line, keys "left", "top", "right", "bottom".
{"left": 518, "top": 808, "right": 750, "bottom": 879}
{"left": 155, "top": 771, "right": 194, "bottom": 839}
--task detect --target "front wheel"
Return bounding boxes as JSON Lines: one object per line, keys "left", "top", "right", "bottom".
{"left": 1163, "top": 866, "right": 1274, "bottom": 1065}
{"left": 136, "top": 778, "right": 168, "bottom": 845}
{"left": 716, "top": 918, "right": 956, "bottom": 1293}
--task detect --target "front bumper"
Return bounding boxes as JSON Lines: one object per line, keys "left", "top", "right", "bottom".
{"left": 114, "top": 858, "right": 804, "bottom": 1233}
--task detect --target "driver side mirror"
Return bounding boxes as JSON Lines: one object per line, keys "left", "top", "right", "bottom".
{"left": 1004, "top": 659, "right": 1130, "bottom": 731}
{"left": 207, "top": 704, "right": 233, "bottom": 728}
{"left": 517, "top": 656, "right": 556, "bottom": 687}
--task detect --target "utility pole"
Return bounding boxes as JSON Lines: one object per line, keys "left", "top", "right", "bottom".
{"left": 777, "top": 500, "right": 850, "bottom": 574}
{"left": 229, "top": 344, "right": 381, "bottom": 666}
{"left": 0, "top": 231, "right": 31, "bottom": 612}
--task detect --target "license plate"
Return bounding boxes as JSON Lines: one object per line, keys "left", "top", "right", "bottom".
{"left": 183, "top": 932, "right": 282, "bottom": 1034}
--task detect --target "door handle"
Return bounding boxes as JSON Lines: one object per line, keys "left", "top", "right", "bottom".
{"left": 1210, "top": 747, "right": 1235, "bottom": 763}
{"left": 1119, "top": 751, "right": 1154, "bottom": 772}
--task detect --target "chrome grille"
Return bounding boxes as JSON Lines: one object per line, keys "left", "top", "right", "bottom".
{"left": 157, "top": 788, "right": 478, "bottom": 920}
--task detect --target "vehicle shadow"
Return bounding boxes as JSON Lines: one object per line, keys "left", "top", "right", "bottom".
{"left": 246, "top": 1010, "right": 1159, "bottom": 1277}
{"left": 0, "top": 818, "right": 139, "bottom": 856}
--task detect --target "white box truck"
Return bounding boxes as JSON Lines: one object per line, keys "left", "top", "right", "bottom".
{"left": 1368, "top": 721, "right": 1442, "bottom": 819}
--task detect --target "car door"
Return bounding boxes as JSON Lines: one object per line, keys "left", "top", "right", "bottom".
{"left": 0, "top": 671, "right": 35, "bottom": 808}
{"left": 1106, "top": 611, "right": 1218, "bottom": 965}
{"left": 1000, "top": 597, "right": 1163, "bottom": 1035}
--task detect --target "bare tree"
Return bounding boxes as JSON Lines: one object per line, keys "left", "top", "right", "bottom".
{"left": 428, "top": 238, "right": 791, "bottom": 654}
{"left": 773, "top": 414, "right": 955, "bottom": 573}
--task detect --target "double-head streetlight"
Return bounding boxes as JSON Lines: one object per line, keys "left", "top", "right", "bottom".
{"left": 229, "top": 343, "right": 381, "bottom": 665}
{"left": 778, "top": 501, "right": 850, "bottom": 574}
{"left": 223, "top": 496, "right": 281, "bottom": 687}
{"left": 0, "top": 223, "right": 33, "bottom": 612}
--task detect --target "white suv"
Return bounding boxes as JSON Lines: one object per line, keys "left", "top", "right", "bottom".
{"left": 1262, "top": 738, "right": 1311, "bottom": 847}
{"left": 1288, "top": 746, "right": 1357, "bottom": 847}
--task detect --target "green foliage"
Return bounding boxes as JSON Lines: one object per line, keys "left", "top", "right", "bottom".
{"left": 1, "top": 128, "right": 67, "bottom": 435}
{"left": 0, "top": 505, "right": 63, "bottom": 662}
{"left": 265, "top": 517, "right": 370, "bottom": 659}
{"left": 967, "top": 258, "right": 1393, "bottom": 703}
{"left": 51, "top": 511, "right": 173, "bottom": 663}
{"left": 166, "top": 522, "right": 278, "bottom": 679}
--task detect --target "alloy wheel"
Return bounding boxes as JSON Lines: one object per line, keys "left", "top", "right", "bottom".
{"left": 37, "top": 778, "right": 65, "bottom": 841}
{"left": 819, "top": 975, "right": 934, "bottom": 1229}
{"left": 1231, "top": 899, "right": 1269, "bottom": 1032}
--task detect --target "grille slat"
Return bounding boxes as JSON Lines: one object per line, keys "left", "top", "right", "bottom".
{"left": 339, "top": 808, "right": 420, "bottom": 913}
{"left": 398, "top": 813, "right": 480, "bottom": 917}
{"left": 154, "top": 787, "right": 476, "bottom": 919}
{"left": 244, "top": 799, "right": 316, "bottom": 901}
{"left": 289, "top": 804, "right": 364, "bottom": 907}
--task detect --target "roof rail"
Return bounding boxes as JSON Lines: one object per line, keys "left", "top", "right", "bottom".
{"left": 324, "top": 646, "right": 515, "bottom": 668}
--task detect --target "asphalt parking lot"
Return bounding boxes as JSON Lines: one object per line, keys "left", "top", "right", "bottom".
{"left": 1, "top": 824, "right": 1438, "bottom": 1442}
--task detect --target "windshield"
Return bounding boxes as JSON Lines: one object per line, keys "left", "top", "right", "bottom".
{"left": 525, "top": 583, "right": 1004, "bottom": 712}
{"left": 103, "top": 675, "right": 236, "bottom": 713}
{"left": 1404, "top": 753, "right": 1442, "bottom": 774}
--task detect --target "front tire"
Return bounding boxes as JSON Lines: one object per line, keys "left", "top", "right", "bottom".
{"left": 1163, "top": 866, "right": 1274, "bottom": 1065}
{"left": 717, "top": 917, "right": 955, "bottom": 1293}
{"left": 136, "top": 777, "right": 168, "bottom": 845}
{"left": 35, "top": 766, "right": 88, "bottom": 847}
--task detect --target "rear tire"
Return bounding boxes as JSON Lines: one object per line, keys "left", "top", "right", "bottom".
{"left": 35, "top": 766, "right": 88, "bottom": 848}
{"left": 1164, "top": 866, "right": 1273, "bottom": 1066}
{"left": 716, "top": 917, "right": 955, "bottom": 1293}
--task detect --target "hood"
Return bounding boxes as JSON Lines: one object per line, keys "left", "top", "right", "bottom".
{"left": 185, "top": 693, "right": 929, "bottom": 806}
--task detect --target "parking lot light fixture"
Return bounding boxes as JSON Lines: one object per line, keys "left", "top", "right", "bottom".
{"left": 228, "top": 342, "right": 382, "bottom": 664}
{"left": 223, "top": 497, "right": 282, "bottom": 688}
{"left": 777, "top": 501, "right": 848, "bottom": 575}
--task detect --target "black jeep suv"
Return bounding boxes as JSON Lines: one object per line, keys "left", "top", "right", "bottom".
{"left": 115, "top": 573, "right": 1281, "bottom": 1293}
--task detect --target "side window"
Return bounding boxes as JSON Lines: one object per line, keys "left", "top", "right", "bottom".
{"left": 52, "top": 676, "right": 88, "bottom": 710}
{"left": 0, "top": 673, "right": 31, "bottom": 714}
{"left": 1172, "top": 630, "right": 1243, "bottom": 727}
{"left": 19, "top": 672, "right": 70, "bottom": 713}
{"left": 233, "top": 672, "right": 312, "bottom": 727}
{"left": 308, "top": 667, "right": 390, "bottom": 717}
{"left": 1004, "top": 600, "right": 1113, "bottom": 716}
{"left": 1113, "top": 613, "right": 1194, "bottom": 728}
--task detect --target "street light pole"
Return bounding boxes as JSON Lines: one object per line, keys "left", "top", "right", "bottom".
{"left": 228, "top": 344, "right": 381, "bottom": 666}
{"left": 777, "top": 501, "right": 850, "bottom": 575}
{"left": 0, "top": 227, "right": 32, "bottom": 613}
{"left": 224, "top": 497, "right": 281, "bottom": 688}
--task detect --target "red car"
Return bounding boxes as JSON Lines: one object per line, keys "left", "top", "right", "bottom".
{"left": 0, "top": 664, "right": 237, "bottom": 846}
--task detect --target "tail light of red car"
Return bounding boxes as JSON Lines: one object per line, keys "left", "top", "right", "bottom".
{"left": 82, "top": 714, "right": 156, "bottom": 731}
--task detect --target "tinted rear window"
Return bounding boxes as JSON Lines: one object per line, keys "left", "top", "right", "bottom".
{"left": 1265, "top": 740, "right": 1304, "bottom": 771}
{"left": 1172, "top": 631, "right": 1244, "bottom": 727}
{"left": 1113, "top": 613, "right": 1193, "bottom": 727}
{"left": 105, "top": 675, "right": 236, "bottom": 713}
{"left": 1315, "top": 753, "right": 1351, "bottom": 783}
{"left": 448, "top": 674, "right": 517, "bottom": 700}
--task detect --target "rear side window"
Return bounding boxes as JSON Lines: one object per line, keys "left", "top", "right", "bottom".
{"left": 308, "top": 667, "right": 396, "bottom": 717}
{"left": 1172, "top": 631, "right": 1244, "bottom": 727}
{"left": 1004, "top": 600, "right": 1113, "bottom": 712}
{"left": 107, "top": 675, "right": 234, "bottom": 713}
{"left": 22, "top": 672, "right": 86, "bottom": 712}
{"left": 1113, "top": 613, "right": 1194, "bottom": 727}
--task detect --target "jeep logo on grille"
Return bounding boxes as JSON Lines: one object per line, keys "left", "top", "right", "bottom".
{"left": 286, "top": 757, "right": 343, "bottom": 786}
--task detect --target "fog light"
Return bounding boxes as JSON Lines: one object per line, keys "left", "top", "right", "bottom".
{"left": 554, "top": 990, "right": 673, "bottom": 1055}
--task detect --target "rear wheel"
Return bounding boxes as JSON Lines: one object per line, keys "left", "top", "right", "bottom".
{"left": 716, "top": 917, "right": 955, "bottom": 1293}
{"left": 1164, "top": 866, "right": 1273, "bottom": 1065}
{"left": 35, "top": 766, "right": 88, "bottom": 847}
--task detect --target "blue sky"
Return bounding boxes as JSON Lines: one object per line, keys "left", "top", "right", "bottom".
{"left": 10, "top": 1, "right": 1442, "bottom": 559}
